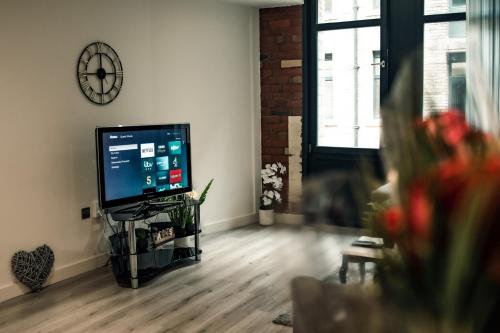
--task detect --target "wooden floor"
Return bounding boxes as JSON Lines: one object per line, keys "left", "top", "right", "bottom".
{"left": 0, "top": 224, "right": 358, "bottom": 333}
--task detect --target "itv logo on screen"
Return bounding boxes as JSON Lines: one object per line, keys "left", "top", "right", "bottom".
{"left": 168, "top": 141, "right": 181, "bottom": 155}
{"left": 141, "top": 158, "right": 155, "bottom": 172}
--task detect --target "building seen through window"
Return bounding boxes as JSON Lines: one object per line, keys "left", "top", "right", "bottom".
{"left": 317, "top": 1, "right": 381, "bottom": 149}
{"left": 448, "top": 52, "right": 466, "bottom": 112}
{"left": 423, "top": 0, "right": 466, "bottom": 116}
{"left": 315, "top": 0, "right": 467, "bottom": 148}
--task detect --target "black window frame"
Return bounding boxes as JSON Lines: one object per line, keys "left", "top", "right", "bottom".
{"left": 303, "top": 0, "right": 466, "bottom": 176}
{"left": 303, "top": 0, "right": 388, "bottom": 176}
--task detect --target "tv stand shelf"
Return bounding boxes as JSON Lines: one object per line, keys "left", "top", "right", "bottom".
{"left": 107, "top": 200, "right": 201, "bottom": 289}
{"left": 152, "top": 227, "right": 202, "bottom": 248}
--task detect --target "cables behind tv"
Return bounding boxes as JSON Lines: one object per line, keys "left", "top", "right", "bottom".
{"left": 104, "top": 212, "right": 117, "bottom": 235}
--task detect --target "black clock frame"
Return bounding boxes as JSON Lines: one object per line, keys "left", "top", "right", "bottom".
{"left": 77, "top": 41, "right": 123, "bottom": 105}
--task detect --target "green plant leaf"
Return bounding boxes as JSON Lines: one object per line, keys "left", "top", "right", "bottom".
{"left": 199, "top": 179, "right": 214, "bottom": 205}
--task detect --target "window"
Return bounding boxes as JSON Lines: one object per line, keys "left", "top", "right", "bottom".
{"left": 315, "top": 1, "right": 382, "bottom": 149}
{"left": 321, "top": 76, "right": 334, "bottom": 119}
{"left": 373, "top": 50, "right": 381, "bottom": 118}
{"left": 451, "top": 0, "right": 466, "bottom": 7}
{"left": 449, "top": 21, "right": 466, "bottom": 38}
{"left": 318, "top": 0, "right": 381, "bottom": 23}
{"left": 448, "top": 52, "right": 466, "bottom": 112}
{"left": 423, "top": 4, "right": 466, "bottom": 116}
{"left": 324, "top": 0, "right": 332, "bottom": 13}
{"left": 425, "top": 0, "right": 467, "bottom": 15}
{"left": 319, "top": 51, "right": 334, "bottom": 120}
{"left": 305, "top": 0, "right": 468, "bottom": 177}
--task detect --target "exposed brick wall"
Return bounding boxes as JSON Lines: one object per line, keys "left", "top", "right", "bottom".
{"left": 260, "top": 5, "right": 302, "bottom": 209}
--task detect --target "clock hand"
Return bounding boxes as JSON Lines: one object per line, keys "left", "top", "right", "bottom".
{"left": 99, "top": 53, "right": 105, "bottom": 98}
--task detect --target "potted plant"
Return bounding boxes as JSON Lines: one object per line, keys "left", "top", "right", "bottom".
{"left": 166, "top": 179, "right": 213, "bottom": 248}
{"left": 259, "top": 162, "right": 286, "bottom": 226}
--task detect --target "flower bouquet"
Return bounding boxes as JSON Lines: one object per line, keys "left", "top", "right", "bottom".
{"left": 260, "top": 162, "right": 287, "bottom": 209}
{"left": 372, "top": 107, "right": 500, "bottom": 332}
{"left": 259, "top": 162, "right": 286, "bottom": 225}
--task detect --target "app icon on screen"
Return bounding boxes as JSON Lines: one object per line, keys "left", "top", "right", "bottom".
{"left": 170, "top": 156, "right": 179, "bottom": 169}
{"left": 156, "top": 171, "right": 169, "bottom": 185}
{"left": 141, "top": 158, "right": 155, "bottom": 172}
{"left": 169, "top": 169, "right": 182, "bottom": 184}
{"left": 156, "top": 144, "right": 167, "bottom": 155}
{"left": 156, "top": 156, "right": 169, "bottom": 171}
{"left": 157, "top": 185, "right": 169, "bottom": 192}
{"left": 168, "top": 141, "right": 181, "bottom": 155}
{"left": 143, "top": 173, "right": 156, "bottom": 188}
{"left": 170, "top": 183, "right": 182, "bottom": 190}
{"left": 140, "top": 143, "right": 155, "bottom": 158}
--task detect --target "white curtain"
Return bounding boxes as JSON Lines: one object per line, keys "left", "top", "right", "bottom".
{"left": 467, "top": 0, "right": 500, "bottom": 133}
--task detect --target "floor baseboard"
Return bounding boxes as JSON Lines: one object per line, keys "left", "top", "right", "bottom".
{"left": 0, "top": 254, "right": 107, "bottom": 304}
{"left": 0, "top": 214, "right": 258, "bottom": 304}
{"left": 203, "top": 213, "right": 258, "bottom": 234}
{"left": 275, "top": 212, "right": 305, "bottom": 225}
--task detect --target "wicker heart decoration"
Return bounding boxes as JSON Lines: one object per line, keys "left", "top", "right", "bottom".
{"left": 11, "top": 245, "right": 54, "bottom": 292}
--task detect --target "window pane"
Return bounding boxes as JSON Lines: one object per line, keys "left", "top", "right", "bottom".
{"left": 318, "top": 0, "right": 380, "bottom": 24}
{"left": 373, "top": 50, "right": 381, "bottom": 119}
{"left": 317, "top": 27, "right": 381, "bottom": 149}
{"left": 425, "top": 0, "right": 466, "bottom": 16}
{"left": 423, "top": 21, "right": 467, "bottom": 116}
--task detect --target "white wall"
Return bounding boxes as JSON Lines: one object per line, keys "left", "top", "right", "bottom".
{"left": 149, "top": 0, "right": 259, "bottom": 225}
{"left": 0, "top": 0, "right": 260, "bottom": 302}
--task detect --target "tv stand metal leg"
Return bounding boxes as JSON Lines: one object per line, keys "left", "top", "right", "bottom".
{"left": 128, "top": 220, "right": 139, "bottom": 289}
{"left": 194, "top": 202, "right": 201, "bottom": 261}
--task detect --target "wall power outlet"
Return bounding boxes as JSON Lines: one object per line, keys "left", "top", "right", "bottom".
{"left": 81, "top": 207, "right": 90, "bottom": 219}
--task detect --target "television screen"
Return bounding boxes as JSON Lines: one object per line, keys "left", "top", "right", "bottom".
{"left": 96, "top": 124, "right": 192, "bottom": 209}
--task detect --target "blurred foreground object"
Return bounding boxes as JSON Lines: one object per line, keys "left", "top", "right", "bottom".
{"left": 292, "top": 277, "right": 404, "bottom": 333}
{"left": 371, "top": 53, "right": 500, "bottom": 332}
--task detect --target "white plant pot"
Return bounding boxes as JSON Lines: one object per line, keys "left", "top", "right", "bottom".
{"left": 174, "top": 236, "right": 194, "bottom": 248}
{"left": 259, "top": 209, "right": 275, "bottom": 226}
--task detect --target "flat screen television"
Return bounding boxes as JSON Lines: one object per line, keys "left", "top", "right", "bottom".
{"left": 96, "top": 124, "right": 192, "bottom": 209}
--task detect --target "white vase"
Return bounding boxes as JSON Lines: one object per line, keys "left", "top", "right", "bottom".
{"left": 259, "top": 209, "right": 274, "bottom": 226}
{"left": 174, "top": 236, "right": 194, "bottom": 248}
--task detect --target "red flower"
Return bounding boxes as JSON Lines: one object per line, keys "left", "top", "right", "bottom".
{"left": 408, "top": 182, "right": 432, "bottom": 240}
{"left": 438, "top": 110, "right": 470, "bottom": 147}
{"left": 418, "top": 116, "right": 438, "bottom": 138}
{"left": 383, "top": 207, "right": 404, "bottom": 237}
{"left": 437, "top": 157, "right": 469, "bottom": 181}
{"left": 435, "top": 159, "right": 470, "bottom": 215}
{"left": 485, "top": 156, "right": 500, "bottom": 174}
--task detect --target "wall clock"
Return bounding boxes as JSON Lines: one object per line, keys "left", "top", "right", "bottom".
{"left": 77, "top": 42, "right": 123, "bottom": 105}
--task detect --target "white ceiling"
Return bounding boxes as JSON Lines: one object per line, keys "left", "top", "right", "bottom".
{"left": 220, "top": 0, "right": 303, "bottom": 8}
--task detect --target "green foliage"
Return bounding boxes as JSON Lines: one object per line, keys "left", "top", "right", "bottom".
{"left": 166, "top": 195, "right": 193, "bottom": 228}
{"left": 166, "top": 179, "right": 214, "bottom": 228}
{"left": 199, "top": 179, "right": 214, "bottom": 205}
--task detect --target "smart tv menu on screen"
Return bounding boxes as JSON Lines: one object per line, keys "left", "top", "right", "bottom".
{"left": 101, "top": 128, "right": 190, "bottom": 202}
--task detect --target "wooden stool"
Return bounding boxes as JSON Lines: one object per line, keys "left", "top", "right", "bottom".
{"left": 339, "top": 246, "right": 384, "bottom": 284}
